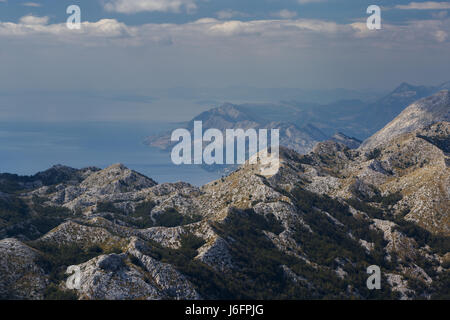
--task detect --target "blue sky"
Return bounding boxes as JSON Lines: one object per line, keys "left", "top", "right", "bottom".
{"left": 0, "top": 0, "right": 449, "bottom": 121}
{"left": 1, "top": 0, "right": 448, "bottom": 24}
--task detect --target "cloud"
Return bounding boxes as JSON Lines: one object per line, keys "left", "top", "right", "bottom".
{"left": 0, "top": 16, "right": 348, "bottom": 43}
{"left": 434, "top": 29, "right": 448, "bottom": 41}
{"left": 351, "top": 17, "right": 450, "bottom": 49}
{"left": 395, "top": 1, "right": 450, "bottom": 10}
{"left": 22, "top": 2, "right": 42, "bottom": 7}
{"left": 216, "top": 10, "right": 248, "bottom": 20}
{"left": 1, "top": 14, "right": 449, "bottom": 50}
{"left": 203, "top": 18, "right": 347, "bottom": 38}
{"left": 297, "top": 0, "right": 327, "bottom": 4}
{"left": 288, "top": 19, "right": 343, "bottom": 33}
{"left": 271, "top": 10, "right": 298, "bottom": 19}
{"left": 19, "top": 15, "right": 49, "bottom": 25}
{"left": 431, "top": 10, "right": 448, "bottom": 18}
{"left": 103, "top": 0, "right": 197, "bottom": 14}
{"left": 0, "top": 18, "right": 133, "bottom": 45}
{"left": 208, "top": 20, "right": 261, "bottom": 36}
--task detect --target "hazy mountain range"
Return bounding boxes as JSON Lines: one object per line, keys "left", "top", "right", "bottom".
{"left": 0, "top": 90, "right": 449, "bottom": 300}
{"left": 145, "top": 82, "right": 450, "bottom": 157}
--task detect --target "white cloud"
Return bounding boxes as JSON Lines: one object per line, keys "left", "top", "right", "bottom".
{"left": 204, "top": 18, "right": 346, "bottom": 38}
{"left": 271, "top": 10, "right": 298, "bottom": 19}
{"left": 0, "top": 17, "right": 348, "bottom": 42}
{"left": 288, "top": 19, "right": 343, "bottom": 33}
{"left": 395, "top": 1, "right": 450, "bottom": 10}
{"left": 434, "top": 29, "right": 448, "bottom": 41}
{"left": 19, "top": 15, "right": 49, "bottom": 25}
{"left": 103, "top": 0, "right": 197, "bottom": 14}
{"left": 216, "top": 10, "right": 248, "bottom": 20}
{"left": 431, "top": 10, "right": 448, "bottom": 18}
{"left": 0, "top": 15, "right": 449, "bottom": 50}
{"left": 22, "top": 2, "right": 42, "bottom": 7}
{"left": 0, "top": 18, "right": 133, "bottom": 46}
{"left": 208, "top": 20, "right": 260, "bottom": 36}
{"left": 351, "top": 18, "right": 450, "bottom": 48}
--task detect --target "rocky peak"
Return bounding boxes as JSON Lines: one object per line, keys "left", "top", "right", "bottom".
{"left": 312, "top": 140, "right": 348, "bottom": 155}
{"left": 331, "top": 132, "right": 362, "bottom": 149}
{"left": 193, "top": 103, "right": 255, "bottom": 124}
{"left": 34, "top": 164, "right": 159, "bottom": 214}
{"left": 80, "top": 164, "right": 157, "bottom": 193}
{"left": 389, "top": 82, "right": 434, "bottom": 99}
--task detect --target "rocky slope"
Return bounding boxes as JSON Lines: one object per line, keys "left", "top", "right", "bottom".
{"left": 331, "top": 132, "right": 362, "bottom": 149}
{"left": 362, "top": 90, "right": 450, "bottom": 149}
{"left": 0, "top": 238, "right": 48, "bottom": 299}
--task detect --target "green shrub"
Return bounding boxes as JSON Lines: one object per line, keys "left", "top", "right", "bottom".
{"left": 367, "top": 148, "right": 381, "bottom": 160}
{"left": 154, "top": 208, "right": 201, "bottom": 228}
{"left": 380, "top": 192, "right": 403, "bottom": 206}
{"left": 0, "top": 196, "right": 73, "bottom": 240}
{"left": 96, "top": 201, "right": 124, "bottom": 214}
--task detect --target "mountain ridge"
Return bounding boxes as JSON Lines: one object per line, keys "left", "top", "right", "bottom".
{"left": 145, "top": 82, "right": 450, "bottom": 153}
{"left": 0, "top": 91, "right": 449, "bottom": 300}
{"left": 145, "top": 102, "right": 328, "bottom": 155}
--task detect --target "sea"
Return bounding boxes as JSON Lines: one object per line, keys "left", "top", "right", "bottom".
{"left": 0, "top": 121, "right": 222, "bottom": 186}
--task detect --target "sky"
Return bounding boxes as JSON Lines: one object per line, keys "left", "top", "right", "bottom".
{"left": 0, "top": 0, "right": 449, "bottom": 122}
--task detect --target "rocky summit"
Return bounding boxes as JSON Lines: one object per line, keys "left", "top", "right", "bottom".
{"left": 0, "top": 93, "right": 449, "bottom": 300}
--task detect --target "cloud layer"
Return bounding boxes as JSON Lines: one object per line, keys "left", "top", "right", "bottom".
{"left": 1, "top": 14, "right": 448, "bottom": 48}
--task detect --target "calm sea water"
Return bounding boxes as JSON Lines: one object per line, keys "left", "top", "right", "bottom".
{"left": 0, "top": 121, "right": 221, "bottom": 186}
